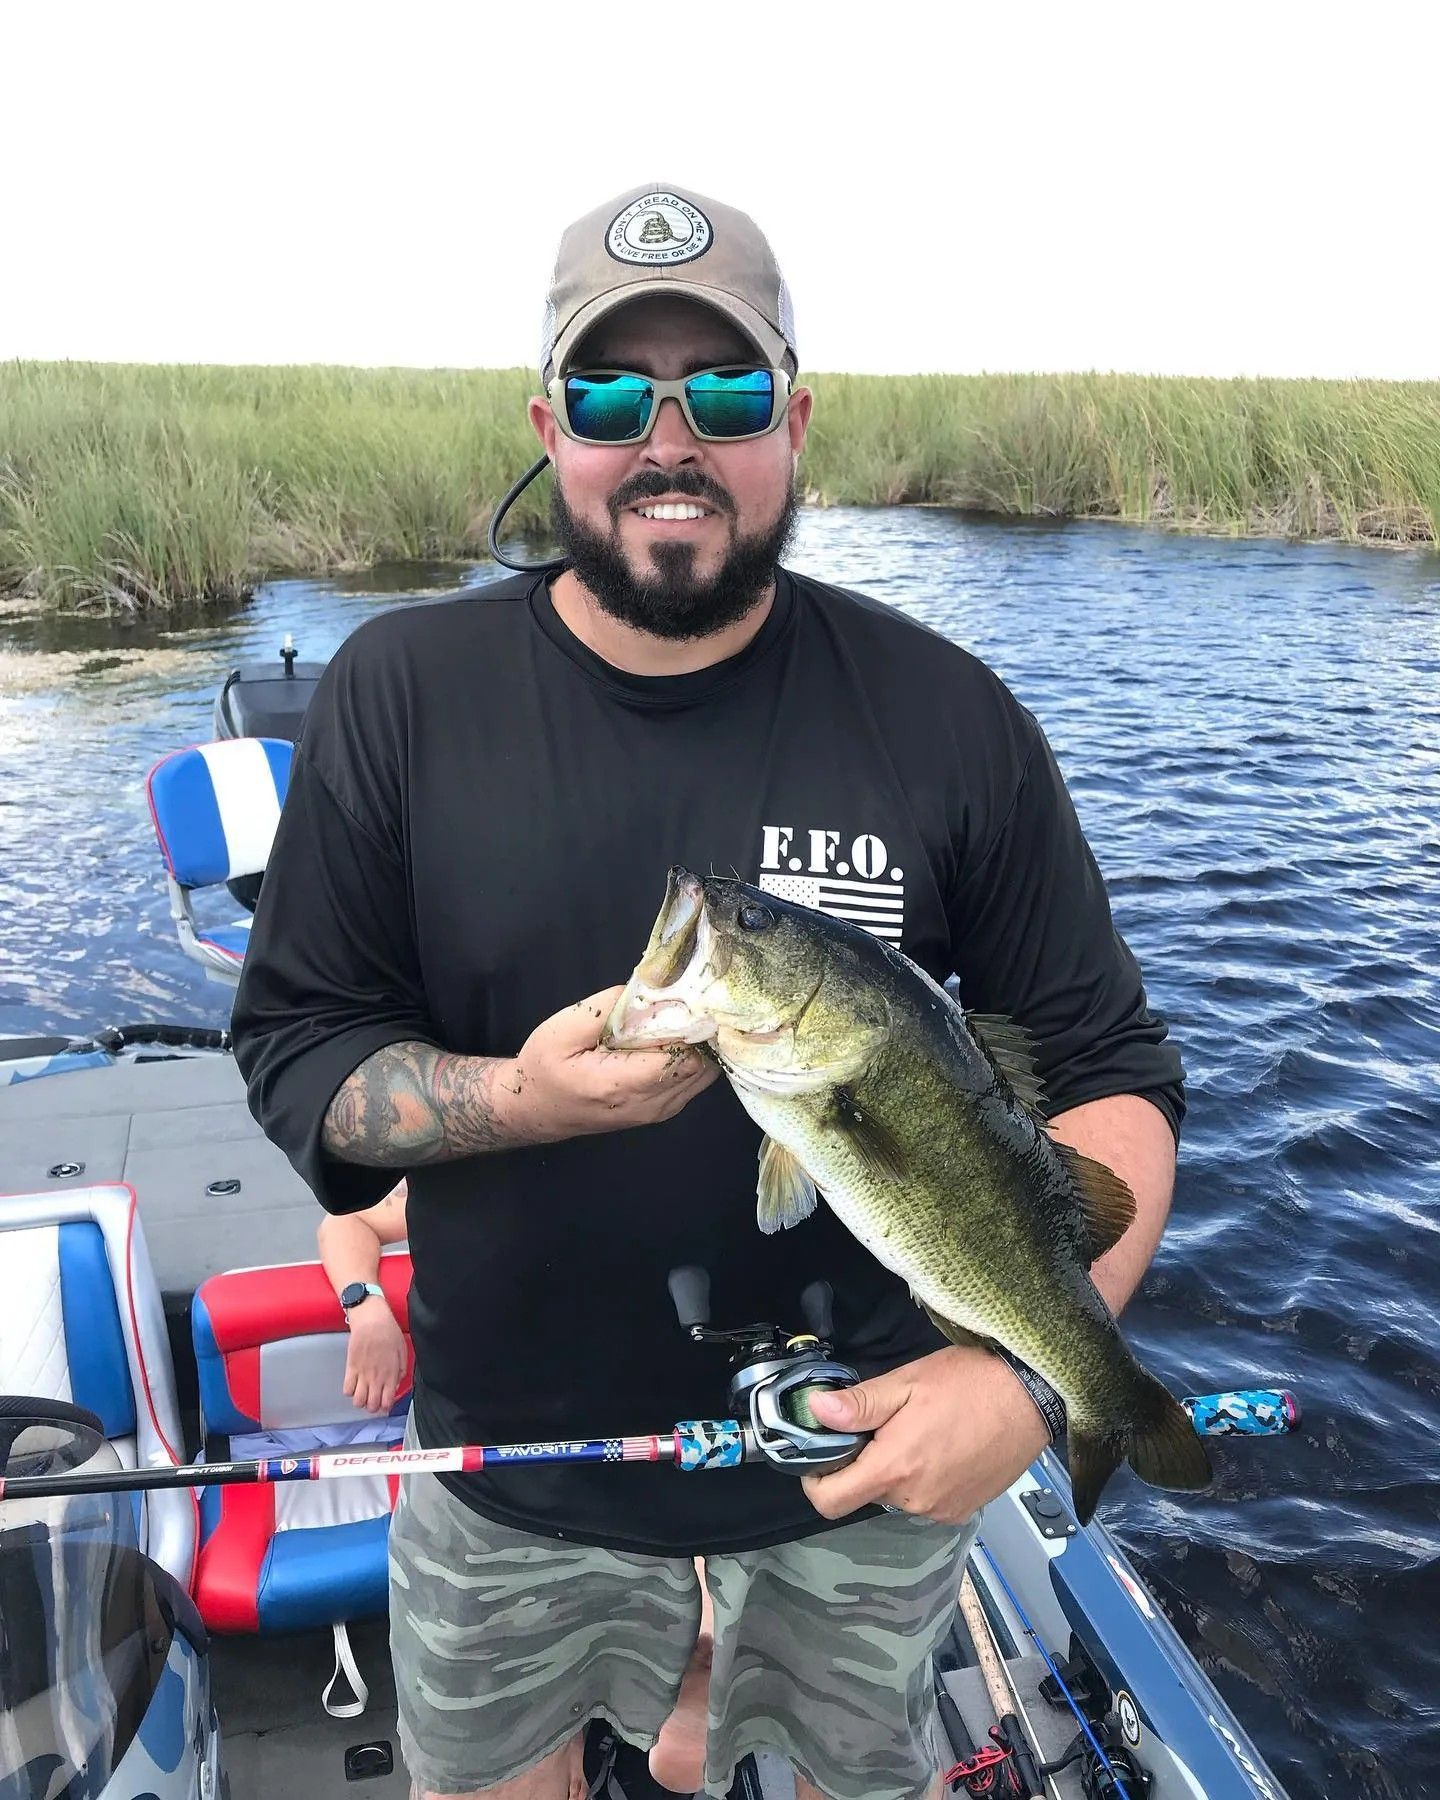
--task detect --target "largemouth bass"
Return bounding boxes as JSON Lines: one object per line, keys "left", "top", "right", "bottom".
{"left": 604, "top": 866, "right": 1210, "bottom": 1524}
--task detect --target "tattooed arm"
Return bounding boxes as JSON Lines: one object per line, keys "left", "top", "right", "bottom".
{"left": 321, "top": 986, "right": 718, "bottom": 1167}
{"left": 322, "top": 1043, "right": 514, "bottom": 1165}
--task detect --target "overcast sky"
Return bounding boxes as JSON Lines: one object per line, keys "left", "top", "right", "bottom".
{"left": 5, "top": 0, "right": 1435, "bottom": 380}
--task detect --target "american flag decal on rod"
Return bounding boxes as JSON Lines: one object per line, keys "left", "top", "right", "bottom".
{"left": 759, "top": 873, "right": 905, "bottom": 944}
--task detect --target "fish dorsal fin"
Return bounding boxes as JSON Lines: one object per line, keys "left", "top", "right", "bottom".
{"left": 965, "top": 1012, "right": 1047, "bottom": 1116}
{"left": 1054, "top": 1142, "right": 1136, "bottom": 1259}
{"left": 826, "top": 1086, "right": 910, "bottom": 1182}
{"left": 756, "top": 1135, "right": 819, "bottom": 1235}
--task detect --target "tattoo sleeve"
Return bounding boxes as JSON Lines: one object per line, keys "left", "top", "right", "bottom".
{"left": 322, "top": 1042, "right": 517, "bottom": 1166}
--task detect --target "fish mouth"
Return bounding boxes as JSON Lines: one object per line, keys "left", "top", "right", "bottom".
{"left": 604, "top": 867, "right": 717, "bottom": 1047}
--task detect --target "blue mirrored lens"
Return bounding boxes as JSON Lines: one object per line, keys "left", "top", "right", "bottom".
{"left": 686, "top": 368, "right": 775, "bottom": 437}
{"left": 565, "top": 374, "right": 653, "bottom": 442}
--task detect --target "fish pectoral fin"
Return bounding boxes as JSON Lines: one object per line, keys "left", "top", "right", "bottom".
{"left": 827, "top": 1086, "right": 910, "bottom": 1182}
{"left": 965, "top": 1012, "right": 1048, "bottom": 1116}
{"left": 915, "top": 1296, "right": 983, "bottom": 1349}
{"left": 1054, "top": 1142, "right": 1137, "bottom": 1259}
{"left": 756, "top": 1136, "right": 820, "bottom": 1235}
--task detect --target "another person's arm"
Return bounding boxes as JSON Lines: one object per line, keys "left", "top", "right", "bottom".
{"left": 318, "top": 1181, "right": 411, "bottom": 1415}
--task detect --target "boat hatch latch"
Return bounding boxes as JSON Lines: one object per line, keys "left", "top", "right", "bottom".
{"left": 1022, "top": 1484, "right": 1076, "bottom": 1539}
{"left": 206, "top": 1178, "right": 242, "bottom": 1196}
{"left": 344, "top": 1740, "right": 395, "bottom": 1782}
{"left": 47, "top": 1161, "right": 85, "bottom": 1179}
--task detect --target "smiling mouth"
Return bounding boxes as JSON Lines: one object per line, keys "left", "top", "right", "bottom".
{"left": 629, "top": 501, "right": 717, "bottom": 521}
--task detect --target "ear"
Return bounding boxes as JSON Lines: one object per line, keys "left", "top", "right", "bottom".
{"left": 787, "top": 384, "right": 813, "bottom": 456}
{"left": 528, "top": 395, "right": 559, "bottom": 459}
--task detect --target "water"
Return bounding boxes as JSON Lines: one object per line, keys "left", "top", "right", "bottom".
{"left": 3, "top": 511, "right": 1439, "bottom": 1797}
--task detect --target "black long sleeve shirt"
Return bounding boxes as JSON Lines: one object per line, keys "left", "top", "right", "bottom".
{"left": 232, "top": 566, "right": 1184, "bottom": 1554}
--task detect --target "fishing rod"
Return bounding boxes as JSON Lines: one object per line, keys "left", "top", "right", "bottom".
{"left": 971, "top": 1543, "right": 1143, "bottom": 1800}
{"left": 956, "top": 1570, "right": 1053, "bottom": 1800}
{"left": 0, "top": 1359, "right": 1301, "bottom": 1506}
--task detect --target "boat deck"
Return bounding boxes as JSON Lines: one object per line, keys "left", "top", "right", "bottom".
{"left": 0, "top": 1053, "right": 1254, "bottom": 1799}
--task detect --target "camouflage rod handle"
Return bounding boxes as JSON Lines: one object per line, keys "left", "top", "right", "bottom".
{"left": 1182, "top": 1389, "right": 1300, "bottom": 1435}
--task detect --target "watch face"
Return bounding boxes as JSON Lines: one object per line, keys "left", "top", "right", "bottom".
{"left": 340, "top": 1283, "right": 368, "bottom": 1310}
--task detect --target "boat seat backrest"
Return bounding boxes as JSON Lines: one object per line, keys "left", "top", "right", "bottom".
{"left": 192, "top": 1256, "right": 413, "bottom": 1439}
{"left": 189, "top": 1255, "right": 413, "bottom": 1637}
{"left": 0, "top": 1184, "right": 196, "bottom": 1590}
{"left": 146, "top": 737, "right": 293, "bottom": 889}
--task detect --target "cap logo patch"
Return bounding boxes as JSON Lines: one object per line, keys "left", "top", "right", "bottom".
{"left": 607, "top": 192, "right": 712, "bottom": 266}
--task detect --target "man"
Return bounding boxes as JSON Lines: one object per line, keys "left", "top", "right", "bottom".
{"left": 233, "top": 182, "right": 1184, "bottom": 1800}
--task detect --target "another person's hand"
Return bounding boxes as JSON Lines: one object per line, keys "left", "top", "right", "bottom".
{"left": 343, "top": 1299, "right": 409, "bottom": 1415}
{"left": 496, "top": 987, "right": 720, "bottom": 1145}
{"left": 799, "top": 1346, "right": 1051, "bottom": 1525}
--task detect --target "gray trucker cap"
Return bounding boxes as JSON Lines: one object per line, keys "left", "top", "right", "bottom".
{"left": 540, "top": 183, "right": 798, "bottom": 385}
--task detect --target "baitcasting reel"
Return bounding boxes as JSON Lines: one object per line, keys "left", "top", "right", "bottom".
{"left": 667, "top": 1266, "right": 866, "bottom": 1476}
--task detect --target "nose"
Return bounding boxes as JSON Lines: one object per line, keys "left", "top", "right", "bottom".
{"left": 642, "top": 395, "right": 703, "bottom": 469}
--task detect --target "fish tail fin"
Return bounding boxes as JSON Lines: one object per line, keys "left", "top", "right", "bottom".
{"left": 1127, "top": 1373, "right": 1213, "bottom": 1495}
{"left": 1069, "top": 1374, "right": 1212, "bottom": 1526}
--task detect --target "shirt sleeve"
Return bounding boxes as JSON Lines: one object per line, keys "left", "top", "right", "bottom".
{"left": 231, "top": 746, "right": 440, "bottom": 1215}
{"left": 945, "top": 713, "right": 1186, "bottom": 1139}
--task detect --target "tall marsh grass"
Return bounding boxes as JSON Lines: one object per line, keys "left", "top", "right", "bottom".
{"left": 3, "top": 362, "right": 1438, "bottom": 612}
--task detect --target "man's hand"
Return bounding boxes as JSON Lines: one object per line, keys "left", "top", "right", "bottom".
{"left": 496, "top": 987, "right": 720, "bottom": 1145}
{"left": 343, "top": 1301, "right": 409, "bottom": 1415}
{"left": 800, "top": 1346, "right": 1051, "bottom": 1525}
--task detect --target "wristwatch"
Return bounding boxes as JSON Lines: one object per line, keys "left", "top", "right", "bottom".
{"left": 340, "top": 1281, "right": 385, "bottom": 1320}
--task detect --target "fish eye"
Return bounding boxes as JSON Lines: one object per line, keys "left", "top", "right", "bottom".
{"left": 738, "top": 901, "right": 773, "bottom": 932}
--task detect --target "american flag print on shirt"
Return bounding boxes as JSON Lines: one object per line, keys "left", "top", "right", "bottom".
{"left": 758, "top": 872, "right": 906, "bottom": 944}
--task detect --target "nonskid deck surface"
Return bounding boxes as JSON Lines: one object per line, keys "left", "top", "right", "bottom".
{"left": 0, "top": 1052, "right": 320, "bottom": 1299}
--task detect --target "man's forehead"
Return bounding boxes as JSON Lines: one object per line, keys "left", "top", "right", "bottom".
{"left": 575, "top": 295, "right": 755, "bottom": 370}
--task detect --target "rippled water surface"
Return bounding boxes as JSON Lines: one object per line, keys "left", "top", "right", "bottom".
{"left": 3, "top": 512, "right": 1439, "bottom": 1797}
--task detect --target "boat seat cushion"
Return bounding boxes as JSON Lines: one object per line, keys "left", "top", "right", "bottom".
{"left": 191, "top": 1254, "right": 413, "bottom": 1635}
{"left": 0, "top": 1184, "right": 195, "bottom": 1589}
{"left": 195, "top": 919, "right": 252, "bottom": 965}
{"left": 0, "top": 1221, "right": 137, "bottom": 1437}
{"left": 146, "top": 738, "right": 293, "bottom": 888}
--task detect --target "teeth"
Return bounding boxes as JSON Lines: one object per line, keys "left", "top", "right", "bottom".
{"left": 637, "top": 503, "right": 709, "bottom": 520}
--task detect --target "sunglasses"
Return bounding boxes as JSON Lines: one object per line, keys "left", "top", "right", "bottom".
{"left": 549, "top": 365, "right": 792, "bottom": 446}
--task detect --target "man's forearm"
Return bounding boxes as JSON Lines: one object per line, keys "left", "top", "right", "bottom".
{"left": 1047, "top": 1093, "right": 1177, "bottom": 1313}
{"left": 322, "top": 1041, "right": 521, "bottom": 1166}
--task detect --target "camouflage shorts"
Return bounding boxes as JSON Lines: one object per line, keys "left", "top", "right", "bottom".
{"left": 388, "top": 1456, "right": 975, "bottom": 1800}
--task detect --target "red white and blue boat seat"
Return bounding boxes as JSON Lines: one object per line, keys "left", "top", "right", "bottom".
{"left": 190, "top": 1253, "right": 413, "bottom": 1709}
{"left": 0, "top": 1182, "right": 196, "bottom": 1588}
{"left": 145, "top": 737, "right": 293, "bottom": 984}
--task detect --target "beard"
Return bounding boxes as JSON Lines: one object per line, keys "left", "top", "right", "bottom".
{"left": 549, "top": 467, "right": 799, "bottom": 642}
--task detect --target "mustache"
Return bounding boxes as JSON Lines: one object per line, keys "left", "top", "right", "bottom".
{"left": 607, "top": 469, "right": 735, "bottom": 523}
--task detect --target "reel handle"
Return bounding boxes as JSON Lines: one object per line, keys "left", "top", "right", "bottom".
{"left": 667, "top": 1265, "right": 712, "bottom": 1335}
{"left": 799, "top": 1280, "right": 837, "bottom": 1341}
